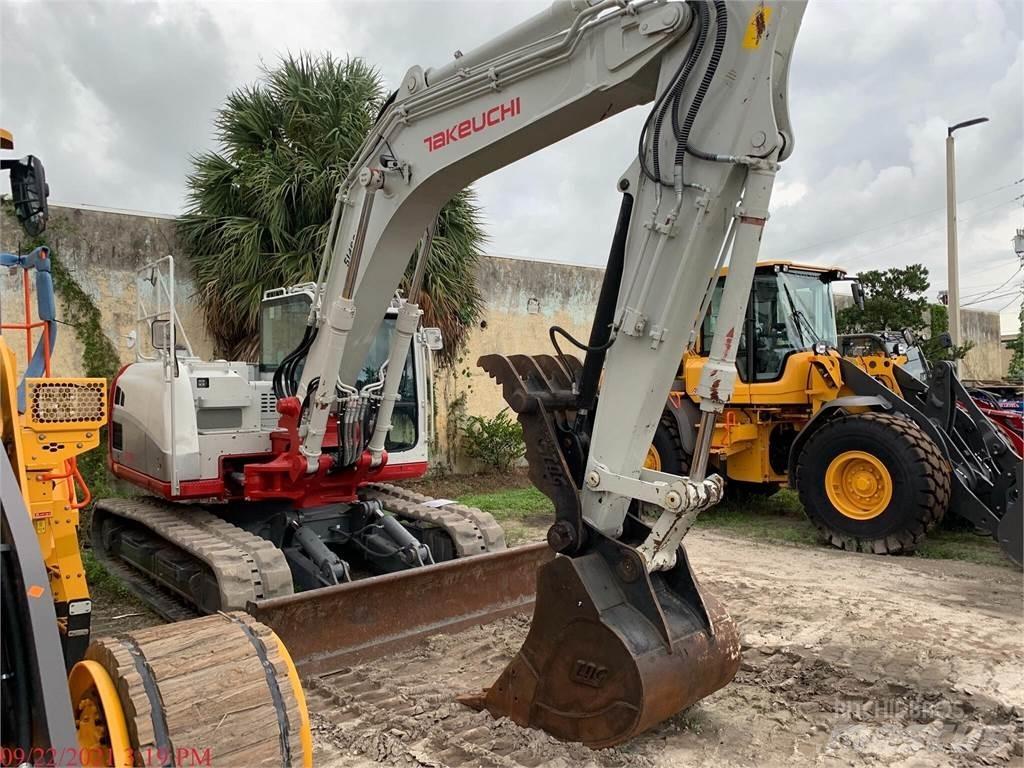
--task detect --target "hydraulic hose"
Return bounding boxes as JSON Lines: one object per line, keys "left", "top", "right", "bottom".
{"left": 668, "top": 0, "right": 709, "bottom": 146}
{"left": 273, "top": 324, "right": 317, "bottom": 399}
{"left": 673, "top": 0, "right": 727, "bottom": 179}
{"left": 638, "top": 0, "right": 707, "bottom": 185}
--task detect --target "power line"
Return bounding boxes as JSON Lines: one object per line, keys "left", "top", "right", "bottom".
{"left": 995, "top": 293, "right": 1022, "bottom": 312}
{"left": 962, "top": 287, "right": 1022, "bottom": 307}
{"left": 845, "top": 197, "right": 1023, "bottom": 266}
{"left": 773, "top": 178, "right": 1023, "bottom": 258}
{"left": 961, "top": 279, "right": 1020, "bottom": 298}
{"left": 959, "top": 265, "right": 1022, "bottom": 304}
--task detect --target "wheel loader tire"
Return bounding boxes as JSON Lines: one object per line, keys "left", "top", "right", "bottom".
{"left": 640, "top": 413, "right": 691, "bottom": 521}
{"left": 794, "top": 411, "right": 951, "bottom": 555}
{"left": 647, "top": 412, "right": 690, "bottom": 475}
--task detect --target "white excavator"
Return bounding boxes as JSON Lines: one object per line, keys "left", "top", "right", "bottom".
{"left": 6, "top": 0, "right": 817, "bottom": 760}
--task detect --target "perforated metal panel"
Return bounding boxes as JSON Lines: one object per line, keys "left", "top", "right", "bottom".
{"left": 26, "top": 379, "right": 106, "bottom": 427}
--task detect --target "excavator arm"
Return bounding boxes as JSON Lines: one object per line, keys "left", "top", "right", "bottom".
{"left": 286, "top": 0, "right": 803, "bottom": 541}
{"left": 270, "top": 0, "right": 807, "bottom": 746}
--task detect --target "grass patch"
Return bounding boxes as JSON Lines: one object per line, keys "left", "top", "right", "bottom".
{"left": 695, "top": 489, "right": 821, "bottom": 547}
{"left": 458, "top": 487, "right": 554, "bottom": 520}
{"left": 82, "top": 549, "right": 135, "bottom": 600}
{"left": 457, "top": 487, "right": 553, "bottom": 546}
{"left": 914, "top": 528, "right": 1012, "bottom": 569}
{"left": 451, "top": 480, "right": 1012, "bottom": 569}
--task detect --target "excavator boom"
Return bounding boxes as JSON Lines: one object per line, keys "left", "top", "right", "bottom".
{"left": 255, "top": 0, "right": 807, "bottom": 747}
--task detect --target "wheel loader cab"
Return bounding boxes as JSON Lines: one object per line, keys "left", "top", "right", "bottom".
{"left": 699, "top": 264, "right": 839, "bottom": 382}
{"left": 683, "top": 262, "right": 845, "bottom": 407}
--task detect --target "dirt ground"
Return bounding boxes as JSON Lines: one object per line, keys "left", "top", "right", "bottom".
{"left": 85, "top": 509, "right": 1023, "bottom": 767}
{"left": 307, "top": 530, "right": 1023, "bottom": 768}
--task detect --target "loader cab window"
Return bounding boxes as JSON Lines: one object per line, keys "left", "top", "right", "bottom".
{"left": 259, "top": 293, "right": 418, "bottom": 452}
{"left": 700, "top": 270, "right": 837, "bottom": 382}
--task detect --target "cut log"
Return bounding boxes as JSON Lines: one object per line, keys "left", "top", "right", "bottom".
{"left": 86, "top": 612, "right": 309, "bottom": 767}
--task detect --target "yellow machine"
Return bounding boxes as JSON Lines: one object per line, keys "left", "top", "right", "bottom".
{"left": 0, "top": 135, "right": 312, "bottom": 767}
{"left": 649, "top": 261, "right": 1021, "bottom": 563}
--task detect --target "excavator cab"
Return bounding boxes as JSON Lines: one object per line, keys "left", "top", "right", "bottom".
{"left": 259, "top": 284, "right": 440, "bottom": 459}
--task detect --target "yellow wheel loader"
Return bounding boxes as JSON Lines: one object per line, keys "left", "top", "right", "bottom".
{"left": 0, "top": 135, "right": 312, "bottom": 767}
{"left": 648, "top": 261, "right": 1022, "bottom": 564}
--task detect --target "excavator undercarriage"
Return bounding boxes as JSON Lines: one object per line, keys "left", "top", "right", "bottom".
{"left": 91, "top": 486, "right": 505, "bottom": 619}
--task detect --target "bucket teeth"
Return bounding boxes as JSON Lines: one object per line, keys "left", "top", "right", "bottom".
{"left": 469, "top": 353, "right": 742, "bottom": 748}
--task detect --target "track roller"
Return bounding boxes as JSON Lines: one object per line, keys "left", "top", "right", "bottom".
{"left": 72, "top": 612, "right": 311, "bottom": 767}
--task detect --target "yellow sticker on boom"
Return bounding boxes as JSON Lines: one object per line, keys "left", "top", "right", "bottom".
{"left": 743, "top": 4, "right": 773, "bottom": 49}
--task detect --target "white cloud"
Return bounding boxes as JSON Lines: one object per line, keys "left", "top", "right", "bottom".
{"left": 2, "top": 0, "right": 1021, "bottom": 330}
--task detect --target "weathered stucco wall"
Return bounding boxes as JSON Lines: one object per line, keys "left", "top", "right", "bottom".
{"left": 2, "top": 204, "right": 1008, "bottom": 473}
{"left": 434, "top": 256, "right": 603, "bottom": 468}
{"left": 958, "top": 309, "right": 1004, "bottom": 381}
{"left": 1, "top": 204, "right": 213, "bottom": 378}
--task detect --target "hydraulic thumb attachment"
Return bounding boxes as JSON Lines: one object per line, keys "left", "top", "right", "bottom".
{"left": 460, "top": 353, "right": 741, "bottom": 747}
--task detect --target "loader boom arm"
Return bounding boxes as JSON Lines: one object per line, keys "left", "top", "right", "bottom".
{"left": 286, "top": 0, "right": 806, "bottom": 571}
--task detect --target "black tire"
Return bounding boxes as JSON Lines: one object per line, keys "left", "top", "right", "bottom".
{"left": 639, "top": 413, "right": 691, "bottom": 521}
{"left": 649, "top": 412, "right": 690, "bottom": 475}
{"left": 794, "top": 412, "right": 951, "bottom": 554}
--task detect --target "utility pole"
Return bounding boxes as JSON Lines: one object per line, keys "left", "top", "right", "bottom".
{"left": 945, "top": 116, "right": 988, "bottom": 374}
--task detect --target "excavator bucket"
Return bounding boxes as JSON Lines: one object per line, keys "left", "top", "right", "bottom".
{"left": 457, "top": 354, "right": 741, "bottom": 748}
{"left": 460, "top": 527, "right": 740, "bottom": 747}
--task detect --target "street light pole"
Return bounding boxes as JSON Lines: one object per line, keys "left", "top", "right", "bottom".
{"left": 945, "top": 116, "right": 988, "bottom": 374}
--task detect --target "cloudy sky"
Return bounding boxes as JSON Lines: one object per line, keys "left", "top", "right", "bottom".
{"left": 2, "top": 0, "right": 1022, "bottom": 334}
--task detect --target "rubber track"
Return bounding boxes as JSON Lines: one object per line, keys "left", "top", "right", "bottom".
{"left": 94, "top": 497, "right": 294, "bottom": 611}
{"left": 360, "top": 483, "right": 506, "bottom": 556}
{"left": 90, "top": 546, "right": 200, "bottom": 623}
{"left": 796, "top": 411, "right": 951, "bottom": 555}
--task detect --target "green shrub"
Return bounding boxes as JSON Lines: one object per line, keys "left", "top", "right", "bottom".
{"left": 460, "top": 408, "right": 525, "bottom": 472}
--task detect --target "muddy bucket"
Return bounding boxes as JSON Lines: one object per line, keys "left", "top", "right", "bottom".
{"left": 461, "top": 532, "right": 741, "bottom": 748}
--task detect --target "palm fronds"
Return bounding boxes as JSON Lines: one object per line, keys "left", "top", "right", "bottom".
{"left": 179, "top": 52, "right": 484, "bottom": 366}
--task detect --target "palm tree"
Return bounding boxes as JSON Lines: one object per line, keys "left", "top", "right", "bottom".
{"left": 178, "top": 53, "right": 484, "bottom": 366}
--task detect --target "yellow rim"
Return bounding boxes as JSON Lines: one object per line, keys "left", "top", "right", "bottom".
{"left": 274, "top": 634, "right": 314, "bottom": 768}
{"left": 68, "top": 660, "right": 132, "bottom": 768}
{"left": 644, "top": 445, "right": 662, "bottom": 471}
{"left": 825, "top": 450, "right": 892, "bottom": 521}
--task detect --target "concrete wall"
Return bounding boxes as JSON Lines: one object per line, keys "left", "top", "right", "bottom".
{"left": 958, "top": 309, "right": 1004, "bottom": 381}
{"left": 1, "top": 203, "right": 213, "bottom": 378}
{"left": 3, "top": 204, "right": 1008, "bottom": 472}
{"left": 433, "top": 255, "right": 603, "bottom": 467}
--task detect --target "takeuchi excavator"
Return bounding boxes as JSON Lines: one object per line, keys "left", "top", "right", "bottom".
{"left": 91, "top": 0, "right": 810, "bottom": 748}
{"left": 97, "top": 0, "right": 806, "bottom": 749}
